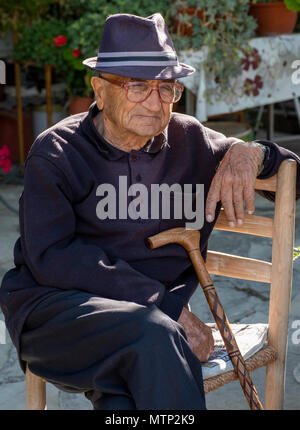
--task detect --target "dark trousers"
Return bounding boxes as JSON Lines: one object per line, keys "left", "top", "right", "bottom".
{"left": 20, "top": 290, "right": 206, "bottom": 410}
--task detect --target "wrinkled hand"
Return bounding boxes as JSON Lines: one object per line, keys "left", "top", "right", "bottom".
{"left": 178, "top": 307, "right": 214, "bottom": 362}
{"left": 206, "top": 142, "right": 264, "bottom": 226}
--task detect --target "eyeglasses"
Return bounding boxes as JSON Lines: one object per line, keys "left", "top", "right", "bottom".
{"left": 99, "top": 75, "right": 184, "bottom": 104}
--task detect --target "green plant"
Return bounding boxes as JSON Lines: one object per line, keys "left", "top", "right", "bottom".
{"left": 56, "top": 34, "right": 94, "bottom": 98}
{"left": 11, "top": 1, "right": 173, "bottom": 98}
{"left": 11, "top": 16, "right": 91, "bottom": 97}
{"left": 0, "top": 0, "right": 56, "bottom": 36}
{"left": 285, "top": 0, "right": 300, "bottom": 11}
{"left": 252, "top": 0, "right": 300, "bottom": 11}
{"left": 66, "top": 0, "right": 172, "bottom": 61}
{"left": 61, "top": 0, "right": 172, "bottom": 97}
{"left": 13, "top": 20, "right": 67, "bottom": 69}
{"left": 169, "top": 0, "right": 257, "bottom": 102}
{"left": 8, "top": 0, "right": 259, "bottom": 103}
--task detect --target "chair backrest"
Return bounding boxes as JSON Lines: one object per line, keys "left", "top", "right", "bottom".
{"left": 205, "top": 158, "right": 297, "bottom": 409}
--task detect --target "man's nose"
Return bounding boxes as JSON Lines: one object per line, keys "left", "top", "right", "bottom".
{"left": 142, "top": 88, "right": 162, "bottom": 111}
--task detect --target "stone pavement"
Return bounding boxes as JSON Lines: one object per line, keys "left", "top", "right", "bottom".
{"left": 0, "top": 139, "right": 299, "bottom": 410}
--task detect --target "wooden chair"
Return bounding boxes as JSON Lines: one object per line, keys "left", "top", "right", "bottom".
{"left": 203, "top": 158, "right": 297, "bottom": 409}
{"left": 25, "top": 158, "right": 297, "bottom": 410}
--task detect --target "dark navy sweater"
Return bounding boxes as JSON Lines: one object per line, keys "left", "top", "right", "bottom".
{"left": 1, "top": 102, "right": 299, "bottom": 372}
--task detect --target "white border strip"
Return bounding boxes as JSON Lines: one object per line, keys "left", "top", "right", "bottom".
{"left": 96, "top": 60, "right": 179, "bottom": 67}
{"left": 98, "top": 51, "right": 177, "bottom": 58}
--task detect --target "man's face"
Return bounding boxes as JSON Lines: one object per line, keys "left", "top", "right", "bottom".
{"left": 92, "top": 73, "right": 173, "bottom": 142}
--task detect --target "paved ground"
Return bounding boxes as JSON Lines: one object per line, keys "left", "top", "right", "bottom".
{"left": 0, "top": 133, "right": 299, "bottom": 410}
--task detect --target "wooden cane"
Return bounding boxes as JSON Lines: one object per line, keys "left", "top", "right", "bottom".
{"left": 146, "top": 227, "right": 264, "bottom": 410}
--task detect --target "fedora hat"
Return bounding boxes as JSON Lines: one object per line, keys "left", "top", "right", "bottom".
{"left": 82, "top": 13, "right": 195, "bottom": 80}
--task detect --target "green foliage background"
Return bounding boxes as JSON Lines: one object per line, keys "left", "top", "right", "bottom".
{"left": 0, "top": 0, "right": 261, "bottom": 100}
{"left": 0, "top": 0, "right": 172, "bottom": 97}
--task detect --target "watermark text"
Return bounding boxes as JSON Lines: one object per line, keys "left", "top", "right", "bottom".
{"left": 291, "top": 319, "right": 300, "bottom": 345}
{"left": 96, "top": 177, "right": 204, "bottom": 230}
{"left": 0, "top": 320, "right": 6, "bottom": 344}
{"left": 0, "top": 60, "right": 5, "bottom": 85}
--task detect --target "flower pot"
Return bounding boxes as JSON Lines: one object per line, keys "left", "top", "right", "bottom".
{"left": 69, "top": 97, "right": 94, "bottom": 115}
{"left": 0, "top": 109, "right": 34, "bottom": 163}
{"left": 249, "top": 2, "right": 297, "bottom": 36}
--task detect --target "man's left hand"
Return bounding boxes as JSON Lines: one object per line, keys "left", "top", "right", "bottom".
{"left": 205, "top": 142, "right": 264, "bottom": 226}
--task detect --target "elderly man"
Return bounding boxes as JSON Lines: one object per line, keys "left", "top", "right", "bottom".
{"left": 0, "top": 13, "right": 299, "bottom": 410}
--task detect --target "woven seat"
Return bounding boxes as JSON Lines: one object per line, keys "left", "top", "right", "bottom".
{"left": 25, "top": 159, "right": 297, "bottom": 410}
{"left": 204, "top": 345, "right": 277, "bottom": 394}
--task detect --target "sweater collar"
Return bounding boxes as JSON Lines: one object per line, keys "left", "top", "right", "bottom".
{"left": 80, "top": 101, "right": 169, "bottom": 160}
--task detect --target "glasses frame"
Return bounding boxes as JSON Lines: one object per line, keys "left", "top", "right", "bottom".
{"left": 98, "top": 74, "right": 184, "bottom": 104}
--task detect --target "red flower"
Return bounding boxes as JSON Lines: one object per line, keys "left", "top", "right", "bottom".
{"left": 0, "top": 144, "right": 11, "bottom": 173}
{"left": 72, "top": 49, "right": 82, "bottom": 58}
{"left": 244, "top": 75, "right": 263, "bottom": 97}
{"left": 241, "top": 48, "right": 261, "bottom": 71}
{"left": 254, "top": 75, "right": 263, "bottom": 89}
{"left": 54, "top": 35, "right": 68, "bottom": 46}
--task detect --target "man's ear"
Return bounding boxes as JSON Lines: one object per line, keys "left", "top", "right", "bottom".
{"left": 91, "top": 76, "right": 104, "bottom": 110}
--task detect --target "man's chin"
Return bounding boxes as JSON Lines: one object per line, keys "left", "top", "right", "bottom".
{"left": 130, "top": 125, "right": 163, "bottom": 138}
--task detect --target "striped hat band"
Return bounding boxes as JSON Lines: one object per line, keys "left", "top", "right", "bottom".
{"left": 96, "top": 51, "right": 178, "bottom": 68}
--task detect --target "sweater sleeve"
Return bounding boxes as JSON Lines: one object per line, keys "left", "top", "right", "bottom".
{"left": 255, "top": 139, "right": 300, "bottom": 199}
{"left": 203, "top": 125, "right": 239, "bottom": 165}
{"left": 20, "top": 155, "right": 174, "bottom": 311}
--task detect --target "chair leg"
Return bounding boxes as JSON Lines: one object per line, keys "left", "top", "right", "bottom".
{"left": 26, "top": 364, "right": 47, "bottom": 410}
{"left": 265, "top": 160, "right": 296, "bottom": 410}
{"left": 265, "top": 357, "right": 286, "bottom": 410}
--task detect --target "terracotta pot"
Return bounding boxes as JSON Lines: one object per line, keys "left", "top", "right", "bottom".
{"left": 0, "top": 109, "right": 33, "bottom": 163}
{"left": 249, "top": 2, "right": 297, "bottom": 36}
{"left": 173, "top": 8, "right": 205, "bottom": 36}
{"left": 69, "top": 97, "right": 94, "bottom": 115}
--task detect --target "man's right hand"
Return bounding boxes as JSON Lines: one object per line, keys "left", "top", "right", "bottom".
{"left": 177, "top": 307, "right": 214, "bottom": 362}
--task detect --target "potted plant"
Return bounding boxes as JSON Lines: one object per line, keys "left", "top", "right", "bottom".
{"left": 249, "top": 0, "right": 300, "bottom": 36}
{"left": 169, "top": 0, "right": 257, "bottom": 102}
{"left": 12, "top": 19, "right": 70, "bottom": 133}
{"left": 13, "top": 18, "right": 68, "bottom": 69}
{"left": 63, "top": 0, "right": 172, "bottom": 114}
{"left": 0, "top": 2, "right": 60, "bottom": 161}
{"left": 53, "top": 32, "right": 94, "bottom": 114}
{"left": 60, "top": 12, "right": 102, "bottom": 114}
{"left": 7, "top": 1, "right": 97, "bottom": 117}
